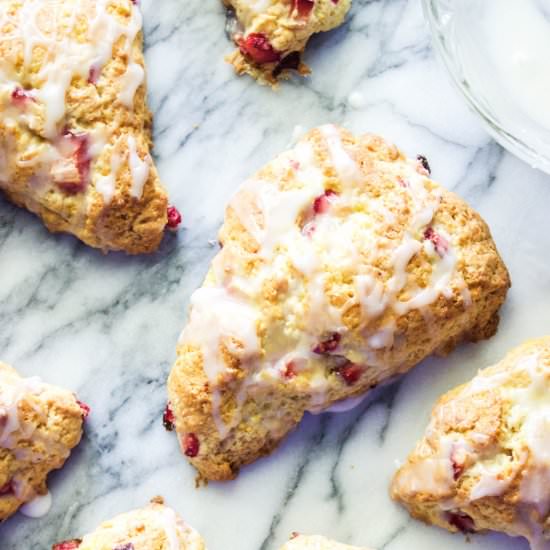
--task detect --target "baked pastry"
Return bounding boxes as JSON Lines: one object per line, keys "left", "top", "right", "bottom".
{"left": 224, "top": 0, "right": 352, "bottom": 85}
{"left": 0, "top": 0, "right": 177, "bottom": 254}
{"left": 280, "top": 534, "right": 371, "bottom": 550}
{"left": 167, "top": 125, "right": 510, "bottom": 481}
{"left": 52, "top": 498, "right": 206, "bottom": 550}
{"left": 392, "top": 337, "right": 550, "bottom": 549}
{"left": 0, "top": 362, "right": 86, "bottom": 522}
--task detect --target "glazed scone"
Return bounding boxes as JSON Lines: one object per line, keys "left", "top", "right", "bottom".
{"left": 167, "top": 125, "right": 510, "bottom": 481}
{"left": 0, "top": 0, "right": 176, "bottom": 254}
{"left": 280, "top": 535, "right": 372, "bottom": 550}
{"left": 0, "top": 362, "right": 86, "bottom": 522}
{"left": 392, "top": 337, "right": 550, "bottom": 549}
{"left": 224, "top": 0, "right": 351, "bottom": 85}
{"left": 52, "top": 498, "right": 206, "bottom": 550}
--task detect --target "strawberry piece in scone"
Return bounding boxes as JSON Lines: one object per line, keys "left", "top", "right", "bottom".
{"left": 168, "top": 125, "right": 510, "bottom": 481}
{"left": 0, "top": 0, "right": 175, "bottom": 253}
{"left": 223, "top": 0, "right": 352, "bottom": 85}
{"left": 392, "top": 337, "right": 550, "bottom": 549}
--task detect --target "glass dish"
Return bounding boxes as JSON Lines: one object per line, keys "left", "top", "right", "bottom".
{"left": 423, "top": 0, "right": 550, "bottom": 174}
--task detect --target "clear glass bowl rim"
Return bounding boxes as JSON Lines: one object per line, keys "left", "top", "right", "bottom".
{"left": 422, "top": 0, "right": 550, "bottom": 175}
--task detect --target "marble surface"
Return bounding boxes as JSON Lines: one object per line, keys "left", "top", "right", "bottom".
{"left": 1, "top": 0, "right": 550, "bottom": 549}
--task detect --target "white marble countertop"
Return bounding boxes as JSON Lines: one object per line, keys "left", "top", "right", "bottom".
{"left": 1, "top": 1, "right": 549, "bottom": 549}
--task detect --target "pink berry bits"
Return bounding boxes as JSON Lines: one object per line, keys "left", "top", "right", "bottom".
{"left": 166, "top": 206, "right": 182, "bottom": 230}
{"left": 11, "top": 87, "right": 34, "bottom": 107}
{"left": 424, "top": 226, "right": 449, "bottom": 257}
{"left": 183, "top": 433, "right": 200, "bottom": 458}
{"left": 313, "top": 332, "right": 341, "bottom": 354}
{"left": 238, "top": 33, "right": 281, "bottom": 65}
{"left": 52, "top": 541, "right": 82, "bottom": 550}
{"left": 163, "top": 404, "right": 175, "bottom": 431}
{"left": 291, "top": 0, "right": 315, "bottom": 17}
{"left": 77, "top": 400, "right": 91, "bottom": 420}
{"left": 338, "top": 363, "right": 363, "bottom": 385}
{"left": 446, "top": 511, "right": 475, "bottom": 534}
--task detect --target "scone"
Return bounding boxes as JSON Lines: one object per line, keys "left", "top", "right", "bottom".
{"left": 224, "top": 0, "right": 351, "bottom": 85}
{"left": 0, "top": 362, "right": 87, "bottom": 522}
{"left": 167, "top": 125, "right": 510, "bottom": 481}
{"left": 392, "top": 337, "right": 550, "bottom": 549}
{"left": 280, "top": 534, "right": 372, "bottom": 550}
{"left": 52, "top": 498, "right": 206, "bottom": 550}
{"left": 0, "top": 0, "right": 177, "bottom": 254}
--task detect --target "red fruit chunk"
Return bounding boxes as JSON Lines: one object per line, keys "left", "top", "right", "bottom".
{"left": 77, "top": 400, "right": 90, "bottom": 420}
{"left": 56, "top": 130, "right": 91, "bottom": 193}
{"left": 282, "top": 361, "right": 297, "bottom": 379}
{"left": 52, "top": 540, "right": 82, "bottom": 550}
{"left": 338, "top": 362, "right": 362, "bottom": 385}
{"left": 239, "top": 33, "right": 281, "bottom": 65}
{"left": 446, "top": 511, "right": 475, "bottom": 533}
{"left": 397, "top": 177, "right": 409, "bottom": 188}
{"left": 291, "top": 0, "right": 315, "bottom": 17}
{"left": 183, "top": 433, "right": 200, "bottom": 458}
{"left": 313, "top": 190, "right": 337, "bottom": 215}
{"left": 416, "top": 154, "right": 431, "bottom": 175}
{"left": 0, "top": 481, "right": 12, "bottom": 495}
{"left": 452, "top": 459, "right": 464, "bottom": 481}
{"left": 87, "top": 64, "right": 101, "bottom": 85}
{"left": 424, "top": 226, "right": 449, "bottom": 257}
{"left": 166, "top": 205, "right": 182, "bottom": 230}
{"left": 450, "top": 446, "right": 464, "bottom": 480}
{"left": 313, "top": 332, "right": 341, "bottom": 354}
{"left": 11, "top": 87, "right": 34, "bottom": 107}
{"left": 302, "top": 221, "right": 316, "bottom": 237}
{"left": 163, "top": 404, "right": 175, "bottom": 431}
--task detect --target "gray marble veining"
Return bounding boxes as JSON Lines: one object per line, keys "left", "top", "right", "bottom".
{"left": 1, "top": 0, "right": 549, "bottom": 549}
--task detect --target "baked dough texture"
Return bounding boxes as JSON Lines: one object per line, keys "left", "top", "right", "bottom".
{"left": 52, "top": 498, "right": 206, "bottom": 550}
{"left": 392, "top": 337, "right": 550, "bottom": 549}
{"left": 224, "top": 0, "right": 351, "bottom": 85}
{"left": 0, "top": 362, "right": 84, "bottom": 522}
{"left": 280, "top": 535, "right": 372, "bottom": 550}
{"left": 0, "top": 0, "right": 169, "bottom": 254}
{"left": 167, "top": 125, "right": 510, "bottom": 481}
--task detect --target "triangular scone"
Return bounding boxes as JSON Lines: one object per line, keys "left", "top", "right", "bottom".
{"left": 53, "top": 498, "right": 206, "bottom": 550}
{"left": 167, "top": 125, "right": 510, "bottom": 481}
{"left": 224, "top": 0, "right": 351, "bottom": 86}
{"left": 392, "top": 337, "right": 550, "bottom": 549}
{"left": 0, "top": 362, "right": 86, "bottom": 522}
{"left": 280, "top": 535, "right": 372, "bottom": 550}
{"left": 0, "top": 0, "right": 170, "bottom": 254}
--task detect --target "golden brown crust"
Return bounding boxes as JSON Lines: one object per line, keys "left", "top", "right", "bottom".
{"left": 0, "top": 362, "right": 84, "bottom": 522}
{"left": 53, "top": 499, "right": 206, "bottom": 550}
{"left": 391, "top": 337, "right": 550, "bottom": 547}
{"left": 224, "top": 0, "right": 351, "bottom": 85}
{"left": 168, "top": 126, "right": 510, "bottom": 481}
{"left": 0, "top": 0, "right": 168, "bottom": 254}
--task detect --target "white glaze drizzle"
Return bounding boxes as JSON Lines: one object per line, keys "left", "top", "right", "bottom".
{"left": 0, "top": 365, "right": 78, "bottom": 503}
{"left": 0, "top": 0, "right": 143, "bottom": 138}
{"left": 19, "top": 491, "right": 52, "bottom": 518}
{"left": 127, "top": 135, "right": 150, "bottom": 199}
{"left": 95, "top": 145, "right": 123, "bottom": 204}
{"left": 118, "top": 62, "right": 145, "bottom": 108}
{"left": 0, "top": 374, "right": 43, "bottom": 448}
{"left": 0, "top": 0, "right": 145, "bottom": 213}
{"left": 154, "top": 506, "right": 182, "bottom": 550}
{"left": 178, "top": 125, "right": 466, "bottom": 437}
{"left": 400, "top": 349, "right": 550, "bottom": 545}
